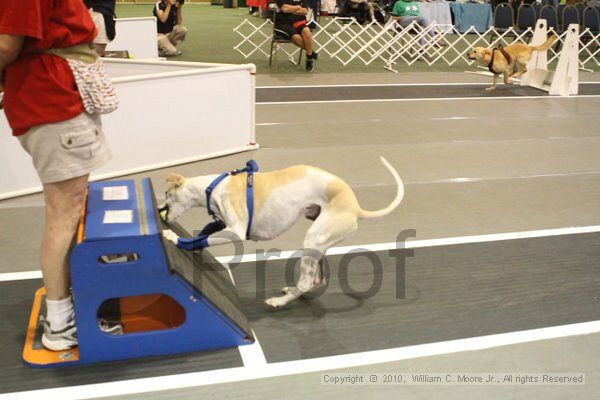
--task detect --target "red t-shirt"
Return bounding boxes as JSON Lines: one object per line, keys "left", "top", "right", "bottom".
{"left": 0, "top": 0, "right": 97, "bottom": 136}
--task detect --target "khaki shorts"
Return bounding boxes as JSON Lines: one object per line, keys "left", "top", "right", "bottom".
{"left": 157, "top": 25, "right": 188, "bottom": 56}
{"left": 89, "top": 9, "right": 109, "bottom": 45}
{"left": 18, "top": 113, "right": 112, "bottom": 184}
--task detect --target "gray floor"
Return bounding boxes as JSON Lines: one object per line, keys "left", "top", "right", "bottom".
{"left": 101, "top": 333, "right": 600, "bottom": 400}
{"left": 1, "top": 71, "right": 599, "bottom": 399}
{"left": 0, "top": 278, "right": 244, "bottom": 394}
{"left": 256, "top": 83, "right": 600, "bottom": 102}
{"left": 4, "top": 233, "right": 597, "bottom": 394}
{"left": 254, "top": 71, "right": 600, "bottom": 86}
{"left": 228, "top": 234, "right": 600, "bottom": 363}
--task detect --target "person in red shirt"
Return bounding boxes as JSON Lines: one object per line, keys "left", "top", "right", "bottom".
{"left": 0, "top": 0, "right": 112, "bottom": 351}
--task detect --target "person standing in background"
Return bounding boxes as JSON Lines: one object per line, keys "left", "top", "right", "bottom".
{"left": 85, "top": 0, "right": 117, "bottom": 57}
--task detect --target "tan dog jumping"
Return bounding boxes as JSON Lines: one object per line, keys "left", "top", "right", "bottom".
{"left": 468, "top": 35, "right": 558, "bottom": 91}
{"left": 160, "top": 157, "right": 404, "bottom": 308}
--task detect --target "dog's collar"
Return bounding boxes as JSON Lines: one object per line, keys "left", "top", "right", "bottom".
{"left": 487, "top": 45, "right": 511, "bottom": 74}
{"left": 205, "top": 160, "right": 259, "bottom": 240}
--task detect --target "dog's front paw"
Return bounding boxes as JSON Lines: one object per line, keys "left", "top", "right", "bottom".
{"left": 485, "top": 86, "right": 496, "bottom": 92}
{"left": 265, "top": 296, "right": 289, "bottom": 308}
{"left": 162, "top": 229, "right": 179, "bottom": 245}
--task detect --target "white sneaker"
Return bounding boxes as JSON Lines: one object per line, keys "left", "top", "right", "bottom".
{"left": 99, "top": 318, "right": 124, "bottom": 335}
{"left": 41, "top": 316, "right": 124, "bottom": 351}
{"left": 41, "top": 315, "right": 77, "bottom": 351}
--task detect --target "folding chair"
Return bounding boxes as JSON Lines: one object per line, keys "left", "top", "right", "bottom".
{"left": 269, "top": 6, "right": 304, "bottom": 71}
{"left": 561, "top": 5, "right": 580, "bottom": 33}
{"left": 583, "top": 5, "right": 600, "bottom": 34}
{"left": 490, "top": 3, "right": 515, "bottom": 43}
{"left": 557, "top": 3, "right": 565, "bottom": 27}
{"left": 579, "top": 5, "right": 599, "bottom": 59}
{"left": 532, "top": 2, "right": 542, "bottom": 19}
{"left": 516, "top": 3, "right": 537, "bottom": 37}
{"left": 540, "top": 4, "right": 559, "bottom": 33}
{"left": 576, "top": 2, "right": 586, "bottom": 23}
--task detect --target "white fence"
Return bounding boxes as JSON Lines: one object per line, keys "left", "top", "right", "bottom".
{"left": 106, "top": 17, "right": 159, "bottom": 59}
{"left": 233, "top": 17, "right": 599, "bottom": 72}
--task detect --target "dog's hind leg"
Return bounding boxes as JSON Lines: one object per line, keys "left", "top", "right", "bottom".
{"left": 265, "top": 211, "right": 358, "bottom": 308}
{"left": 511, "top": 63, "right": 527, "bottom": 79}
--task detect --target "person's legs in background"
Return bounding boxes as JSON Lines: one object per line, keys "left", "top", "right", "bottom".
{"left": 290, "top": 33, "right": 305, "bottom": 50}
{"left": 169, "top": 25, "right": 188, "bottom": 47}
{"left": 398, "top": 16, "right": 435, "bottom": 47}
{"left": 300, "top": 27, "right": 318, "bottom": 71}
{"left": 300, "top": 28, "right": 314, "bottom": 57}
{"left": 367, "top": 2, "right": 376, "bottom": 22}
{"left": 88, "top": 9, "right": 109, "bottom": 57}
{"left": 159, "top": 26, "right": 187, "bottom": 57}
{"left": 93, "top": 43, "right": 107, "bottom": 57}
{"left": 158, "top": 33, "right": 179, "bottom": 56}
{"left": 275, "top": 23, "right": 317, "bottom": 71}
{"left": 290, "top": 33, "right": 311, "bottom": 71}
{"left": 417, "top": 17, "right": 437, "bottom": 46}
{"left": 360, "top": 0, "right": 376, "bottom": 22}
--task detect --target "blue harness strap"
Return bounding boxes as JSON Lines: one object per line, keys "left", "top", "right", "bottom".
{"left": 177, "top": 160, "right": 258, "bottom": 251}
{"left": 205, "top": 172, "right": 230, "bottom": 221}
{"left": 241, "top": 160, "right": 258, "bottom": 240}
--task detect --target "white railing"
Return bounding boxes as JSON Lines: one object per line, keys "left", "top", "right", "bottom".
{"left": 233, "top": 17, "right": 599, "bottom": 72}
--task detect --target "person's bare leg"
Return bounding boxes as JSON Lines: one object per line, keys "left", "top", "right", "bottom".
{"left": 93, "top": 43, "right": 107, "bottom": 57}
{"left": 41, "top": 174, "right": 89, "bottom": 301}
{"left": 291, "top": 34, "right": 305, "bottom": 49}
{"left": 300, "top": 28, "right": 313, "bottom": 56}
{"left": 367, "top": 2, "right": 375, "bottom": 21}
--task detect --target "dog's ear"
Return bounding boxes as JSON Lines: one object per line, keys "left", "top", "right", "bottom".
{"left": 166, "top": 173, "right": 186, "bottom": 190}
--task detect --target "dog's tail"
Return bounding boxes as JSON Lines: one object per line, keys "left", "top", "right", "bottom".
{"left": 530, "top": 35, "right": 558, "bottom": 52}
{"left": 358, "top": 157, "right": 404, "bottom": 219}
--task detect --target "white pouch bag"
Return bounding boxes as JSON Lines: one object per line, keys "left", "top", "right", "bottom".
{"left": 45, "top": 44, "right": 119, "bottom": 115}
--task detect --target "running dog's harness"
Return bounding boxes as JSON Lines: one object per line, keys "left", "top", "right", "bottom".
{"left": 177, "top": 160, "right": 259, "bottom": 250}
{"left": 488, "top": 45, "right": 512, "bottom": 74}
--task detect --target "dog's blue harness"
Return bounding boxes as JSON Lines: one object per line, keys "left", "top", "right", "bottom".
{"left": 177, "top": 160, "right": 259, "bottom": 250}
